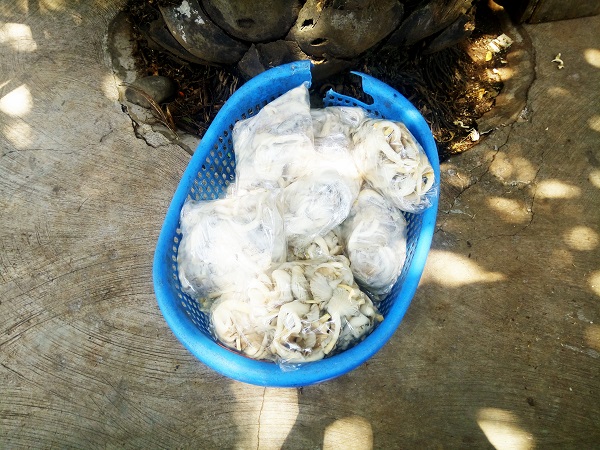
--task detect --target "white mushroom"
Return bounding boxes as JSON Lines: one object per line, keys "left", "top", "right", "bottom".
{"left": 352, "top": 119, "right": 435, "bottom": 213}
{"left": 290, "top": 265, "right": 310, "bottom": 301}
{"left": 263, "top": 256, "right": 383, "bottom": 362}
{"left": 270, "top": 269, "right": 293, "bottom": 305}
{"left": 231, "top": 83, "right": 316, "bottom": 193}
{"left": 270, "top": 300, "right": 330, "bottom": 363}
{"left": 323, "top": 285, "right": 360, "bottom": 354}
{"left": 289, "top": 230, "right": 344, "bottom": 260}
{"left": 282, "top": 170, "right": 359, "bottom": 252}
{"left": 177, "top": 189, "right": 285, "bottom": 309}
{"left": 339, "top": 188, "right": 408, "bottom": 295}
{"left": 323, "top": 282, "right": 383, "bottom": 354}
{"left": 211, "top": 297, "right": 273, "bottom": 360}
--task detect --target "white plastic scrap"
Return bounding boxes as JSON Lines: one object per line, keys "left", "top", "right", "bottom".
{"left": 552, "top": 53, "right": 565, "bottom": 69}
{"left": 352, "top": 119, "right": 436, "bottom": 213}
{"left": 339, "top": 189, "right": 408, "bottom": 295}
{"left": 488, "top": 33, "right": 513, "bottom": 53}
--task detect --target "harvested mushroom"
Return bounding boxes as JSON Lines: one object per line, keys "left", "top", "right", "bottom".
{"left": 177, "top": 189, "right": 286, "bottom": 309}
{"left": 268, "top": 256, "right": 382, "bottom": 362}
{"left": 352, "top": 119, "right": 435, "bottom": 213}
{"left": 211, "top": 295, "right": 273, "bottom": 360}
{"left": 289, "top": 229, "right": 344, "bottom": 260}
{"left": 282, "top": 170, "right": 359, "bottom": 253}
{"left": 270, "top": 300, "right": 332, "bottom": 363}
{"left": 339, "top": 188, "right": 408, "bottom": 295}
{"left": 310, "top": 106, "right": 366, "bottom": 181}
{"left": 209, "top": 255, "right": 382, "bottom": 363}
{"left": 231, "top": 82, "right": 316, "bottom": 193}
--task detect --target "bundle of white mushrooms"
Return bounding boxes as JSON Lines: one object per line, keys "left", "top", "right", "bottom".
{"left": 231, "top": 82, "right": 315, "bottom": 193}
{"left": 211, "top": 256, "right": 383, "bottom": 363}
{"left": 282, "top": 169, "right": 359, "bottom": 252}
{"left": 353, "top": 119, "right": 435, "bottom": 213}
{"left": 177, "top": 83, "right": 436, "bottom": 365}
{"left": 177, "top": 190, "right": 286, "bottom": 309}
{"left": 338, "top": 188, "right": 408, "bottom": 296}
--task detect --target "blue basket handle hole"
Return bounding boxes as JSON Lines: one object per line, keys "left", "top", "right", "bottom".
{"left": 316, "top": 72, "right": 376, "bottom": 109}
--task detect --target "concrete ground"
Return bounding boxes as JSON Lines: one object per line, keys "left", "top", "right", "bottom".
{"left": 1, "top": 1, "right": 599, "bottom": 448}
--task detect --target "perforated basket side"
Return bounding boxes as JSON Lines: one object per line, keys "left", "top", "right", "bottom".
{"left": 324, "top": 73, "right": 440, "bottom": 321}
{"left": 153, "top": 61, "right": 439, "bottom": 387}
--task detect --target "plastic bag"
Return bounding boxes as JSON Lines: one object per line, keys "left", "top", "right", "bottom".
{"left": 288, "top": 229, "right": 344, "bottom": 261}
{"left": 270, "top": 256, "right": 383, "bottom": 364}
{"left": 209, "top": 255, "right": 382, "bottom": 365}
{"left": 177, "top": 189, "right": 286, "bottom": 309}
{"left": 282, "top": 170, "right": 360, "bottom": 253}
{"left": 211, "top": 293, "right": 274, "bottom": 360}
{"left": 338, "top": 188, "right": 408, "bottom": 295}
{"left": 310, "top": 106, "right": 366, "bottom": 182}
{"left": 231, "top": 82, "right": 316, "bottom": 193}
{"left": 352, "top": 118, "right": 436, "bottom": 213}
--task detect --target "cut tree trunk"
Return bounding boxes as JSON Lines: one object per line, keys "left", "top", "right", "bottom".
{"left": 149, "top": 0, "right": 477, "bottom": 79}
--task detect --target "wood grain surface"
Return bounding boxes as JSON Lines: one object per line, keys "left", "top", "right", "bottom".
{"left": 1, "top": 1, "right": 599, "bottom": 448}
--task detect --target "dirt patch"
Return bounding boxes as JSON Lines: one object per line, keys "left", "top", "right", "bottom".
{"left": 123, "top": 1, "right": 508, "bottom": 161}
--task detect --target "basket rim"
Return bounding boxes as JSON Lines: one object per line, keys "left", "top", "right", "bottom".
{"left": 153, "top": 61, "right": 440, "bottom": 387}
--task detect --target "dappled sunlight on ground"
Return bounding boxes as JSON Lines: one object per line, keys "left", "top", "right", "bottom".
{"left": 0, "top": 21, "right": 36, "bottom": 151}
{"left": 535, "top": 179, "right": 581, "bottom": 199}
{"left": 588, "top": 115, "right": 600, "bottom": 133}
{"left": 102, "top": 73, "right": 120, "bottom": 101}
{"left": 547, "top": 86, "right": 570, "bottom": 97}
{"left": 0, "top": 80, "right": 33, "bottom": 149}
{"left": 589, "top": 270, "right": 600, "bottom": 297}
{"left": 0, "top": 81, "right": 34, "bottom": 151}
{"left": 3, "top": 119, "right": 32, "bottom": 148}
{"left": 584, "top": 48, "right": 600, "bottom": 68}
{"left": 562, "top": 225, "right": 599, "bottom": 251}
{"left": 323, "top": 415, "right": 373, "bottom": 450}
{"left": 0, "top": 83, "right": 33, "bottom": 116}
{"left": 589, "top": 170, "right": 600, "bottom": 189}
{"left": 585, "top": 324, "right": 600, "bottom": 352}
{"left": 422, "top": 250, "right": 505, "bottom": 287}
{"left": 0, "top": 23, "right": 37, "bottom": 52}
{"left": 489, "top": 153, "right": 537, "bottom": 185}
{"left": 37, "top": 0, "right": 70, "bottom": 13}
{"left": 477, "top": 408, "right": 534, "bottom": 450}
{"left": 486, "top": 196, "right": 531, "bottom": 223}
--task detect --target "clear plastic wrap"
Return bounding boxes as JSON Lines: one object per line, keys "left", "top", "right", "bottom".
{"left": 177, "top": 190, "right": 286, "bottom": 310}
{"left": 270, "top": 256, "right": 383, "bottom": 364}
{"left": 310, "top": 106, "right": 366, "bottom": 182}
{"left": 282, "top": 170, "right": 360, "bottom": 253}
{"left": 211, "top": 293, "right": 274, "bottom": 360}
{"left": 288, "top": 229, "right": 344, "bottom": 261}
{"left": 231, "top": 82, "right": 316, "bottom": 193}
{"left": 338, "top": 188, "right": 408, "bottom": 296}
{"left": 209, "top": 255, "right": 383, "bottom": 365}
{"left": 352, "top": 119, "right": 436, "bottom": 213}
{"left": 178, "top": 85, "right": 439, "bottom": 367}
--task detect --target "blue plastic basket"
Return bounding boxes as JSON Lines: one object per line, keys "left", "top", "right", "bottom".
{"left": 153, "top": 61, "right": 440, "bottom": 387}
